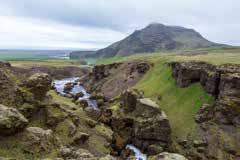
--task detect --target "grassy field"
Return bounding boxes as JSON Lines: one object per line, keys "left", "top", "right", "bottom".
{"left": 95, "top": 49, "right": 240, "bottom": 140}
{"left": 95, "top": 47, "right": 240, "bottom": 65}
{"left": 10, "top": 59, "right": 86, "bottom": 68}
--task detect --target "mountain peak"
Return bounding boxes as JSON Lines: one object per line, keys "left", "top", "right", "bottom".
{"left": 94, "top": 23, "right": 220, "bottom": 57}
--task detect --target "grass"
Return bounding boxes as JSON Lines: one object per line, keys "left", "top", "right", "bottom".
{"left": 95, "top": 48, "right": 240, "bottom": 65}
{"left": 10, "top": 59, "right": 86, "bottom": 68}
{"left": 134, "top": 58, "right": 214, "bottom": 139}
{"left": 48, "top": 90, "right": 77, "bottom": 106}
{"left": 93, "top": 50, "right": 240, "bottom": 139}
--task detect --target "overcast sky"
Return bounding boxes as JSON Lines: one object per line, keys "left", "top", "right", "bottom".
{"left": 0, "top": 0, "right": 239, "bottom": 50}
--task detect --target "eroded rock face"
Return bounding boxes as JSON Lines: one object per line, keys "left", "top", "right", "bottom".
{"left": 22, "top": 127, "right": 57, "bottom": 153}
{"left": 170, "top": 61, "right": 240, "bottom": 126}
{"left": 112, "top": 90, "right": 171, "bottom": 155}
{"left": 24, "top": 73, "right": 52, "bottom": 100}
{"left": 170, "top": 61, "right": 240, "bottom": 159}
{"left": 82, "top": 62, "right": 150, "bottom": 99}
{"left": 0, "top": 104, "right": 28, "bottom": 136}
{"left": 132, "top": 98, "right": 171, "bottom": 153}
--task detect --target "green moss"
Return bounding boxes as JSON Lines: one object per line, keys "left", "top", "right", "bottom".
{"left": 134, "top": 58, "right": 214, "bottom": 139}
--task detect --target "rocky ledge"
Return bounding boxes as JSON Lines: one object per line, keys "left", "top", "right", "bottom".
{"left": 110, "top": 90, "right": 172, "bottom": 156}
{"left": 82, "top": 61, "right": 151, "bottom": 99}
{"left": 169, "top": 61, "right": 240, "bottom": 159}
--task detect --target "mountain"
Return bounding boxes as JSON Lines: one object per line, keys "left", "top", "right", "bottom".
{"left": 94, "top": 23, "right": 223, "bottom": 57}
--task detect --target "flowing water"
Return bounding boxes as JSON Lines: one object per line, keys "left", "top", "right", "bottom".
{"left": 126, "top": 145, "right": 147, "bottom": 160}
{"left": 53, "top": 77, "right": 97, "bottom": 108}
{"left": 53, "top": 77, "right": 147, "bottom": 160}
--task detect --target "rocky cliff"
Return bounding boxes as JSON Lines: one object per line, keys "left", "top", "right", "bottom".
{"left": 169, "top": 61, "right": 240, "bottom": 159}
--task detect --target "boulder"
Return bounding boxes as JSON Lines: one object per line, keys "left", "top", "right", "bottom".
{"left": 98, "top": 109, "right": 113, "bottom": 125}
{"left": 149, "top": 152, "right": 188, "bottom": 160}
{"left": 0, "top": 104, "right": 28, "bottom": 135}
{"left": 92, "top": 64, "right": 111, "bottom": 80}
{"left": 135, "top": 62, "right": 150, "bottom": 74}
{"left": 77, "top": 99, "right": 89, "bottom": 108}
{"left": 63, "top": 82, "right": 74, "bottom": 93}
{"left": 59, "top": 147, "right": 97, "bottom": 160}
{"left": 73, "top": 91, "right": 85, "bottom": 101}
{"left": 121, "top": 89, "right": 139, "bottom": 113}
{"left": 45, "top": 103, "right": 68, "bottom": 126}
{"left": 133, "top": 99, "right": 171, "bottom": 152}
{"left": 72, "top": 132, "right": 90, "bottom": 145}
{"left": 24, "top": 73, "right": 52, "bottom": 100}
{"left": 22, "top": 127, "right": 57, "bottom": 153}
{"left": 113, "top": 90, "right": 172, "bottom": 154}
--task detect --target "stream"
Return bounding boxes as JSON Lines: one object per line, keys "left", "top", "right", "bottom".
{"left": 53, "top": 77, "right": 97, "bottom": 109}
{"left": 53, "top": 77, "right": 147, "bottom": 160}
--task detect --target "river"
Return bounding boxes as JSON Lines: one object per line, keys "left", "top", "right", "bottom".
{"left": 53, "top": 77, "right": 147, "bottom": 160}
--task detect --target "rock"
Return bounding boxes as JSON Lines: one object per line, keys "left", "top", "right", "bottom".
{"left": 46, "top": 103, "right": 68, "bottom": 126}
{"left": 112, "top": 92, "right": 171, "bottom": 155}
{"left": 193, "top": 140, "right": 208, "bottom": 148}
{"left": 149, "top": 152, "right": 188, "bottom": 160}
{"left": 59, "top": 147, "right": 97, "bottom": 160}
{"left": 59, "top": 146, "right": 72, "bottom": 158}
{"left": 24, "top": 73, "right": 52, "bottom": 100}
{"left": 73, "top": 91, "right": 84, "bottom": 101}
{"left": 215, "top": 72, "right": 240, "bottom": 125}
{"left": 135, "top": 62, "right": 150, "bottom": 74}
{"left": 95, "top": 123, "right": 113, "bottom": 143}
{"left": 195, "top": 104, "right": 214, "bottom": 123}
{"left": 92, "top": 64, "right": 110, "bottom": 80}
{"left": 120, "top": 148, "right": 135, "bottom": 159}
{"left": 99, "top": 155, "right": 116, "bottom": 160}
{"left": 72, "top": 132, "right": 90, "bottom": 145}
{"left": 148, "top": 144, "right": 164, "bottom": 155}
{"left": 0, "top": 104, "right": 28, "bottom": 136}
{"left": 74, "top": 148, "right": 97, "bottom": 160}
{"left": 132, "top": 98, "right": 171, "bottom": 152}
{"left": 85, "top": 118, "right": 97, "bottom": 128}
{"left": 63, "top": 82, "right": 74, "bottom": 93}
{"left": 77, "top": 99, "right": 89, "bottom": 108}
{"left": 84, "top": 107, "right": 101, "bottom": 120}
{"left": 99, "top": 109, "right": 113, "bottom": 125}
{"left": 22, "top": 127, "right": 57, "bottom": 153}
{"left": 121, "top": 89, "right": 139, "bottom": 113}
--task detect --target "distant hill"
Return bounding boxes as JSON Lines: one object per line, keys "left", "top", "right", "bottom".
{"left": 69, "top": 51, "right": 96, "bottom": 59}
{"left": 70, "top": 23, "right": 229, "bottom": 59}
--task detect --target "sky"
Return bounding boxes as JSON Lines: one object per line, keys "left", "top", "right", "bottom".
{"left": 0, "top": 0, "right": 239, "bottom": 50}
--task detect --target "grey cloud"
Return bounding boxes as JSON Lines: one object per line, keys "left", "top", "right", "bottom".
{"left": 0, "top": 0, "right": 239, "bottom": 48}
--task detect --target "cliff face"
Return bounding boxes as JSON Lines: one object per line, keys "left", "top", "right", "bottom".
{"left": 94, "top": 23, "right": 219, "bottom": 58}
{"left": 170, "top": 61, "right": 240, "bottom": 159}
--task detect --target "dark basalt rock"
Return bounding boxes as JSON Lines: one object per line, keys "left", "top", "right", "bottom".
{"left": 24, "top": 73, "right": 52, "bottom": 100}
{"left": 21, "top": 127, "right": 57, "bottom": 153}
{"left": 170, "top": 61, "right": 240, "bottom": 126}
{"left": 170, "top": 61, "right": 240, "bottom": 159}
{"left": 0, "top": 104, "right": 28, "bottom": 136}
{"left": 111, "top": 90, "right": 171, "bottom": 155}
{"left": 63, "top": 82, "right": 74, "bottom": 93}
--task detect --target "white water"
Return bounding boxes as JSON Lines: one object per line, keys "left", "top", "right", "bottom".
{"left": 53, "top": 77, "right": 97, "bottom": 108}
{"left": 126, "top": 145, "right": 147, "bottom": 160}
{"left": 54, "top": 78, "right": 146, "bottom": 159}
